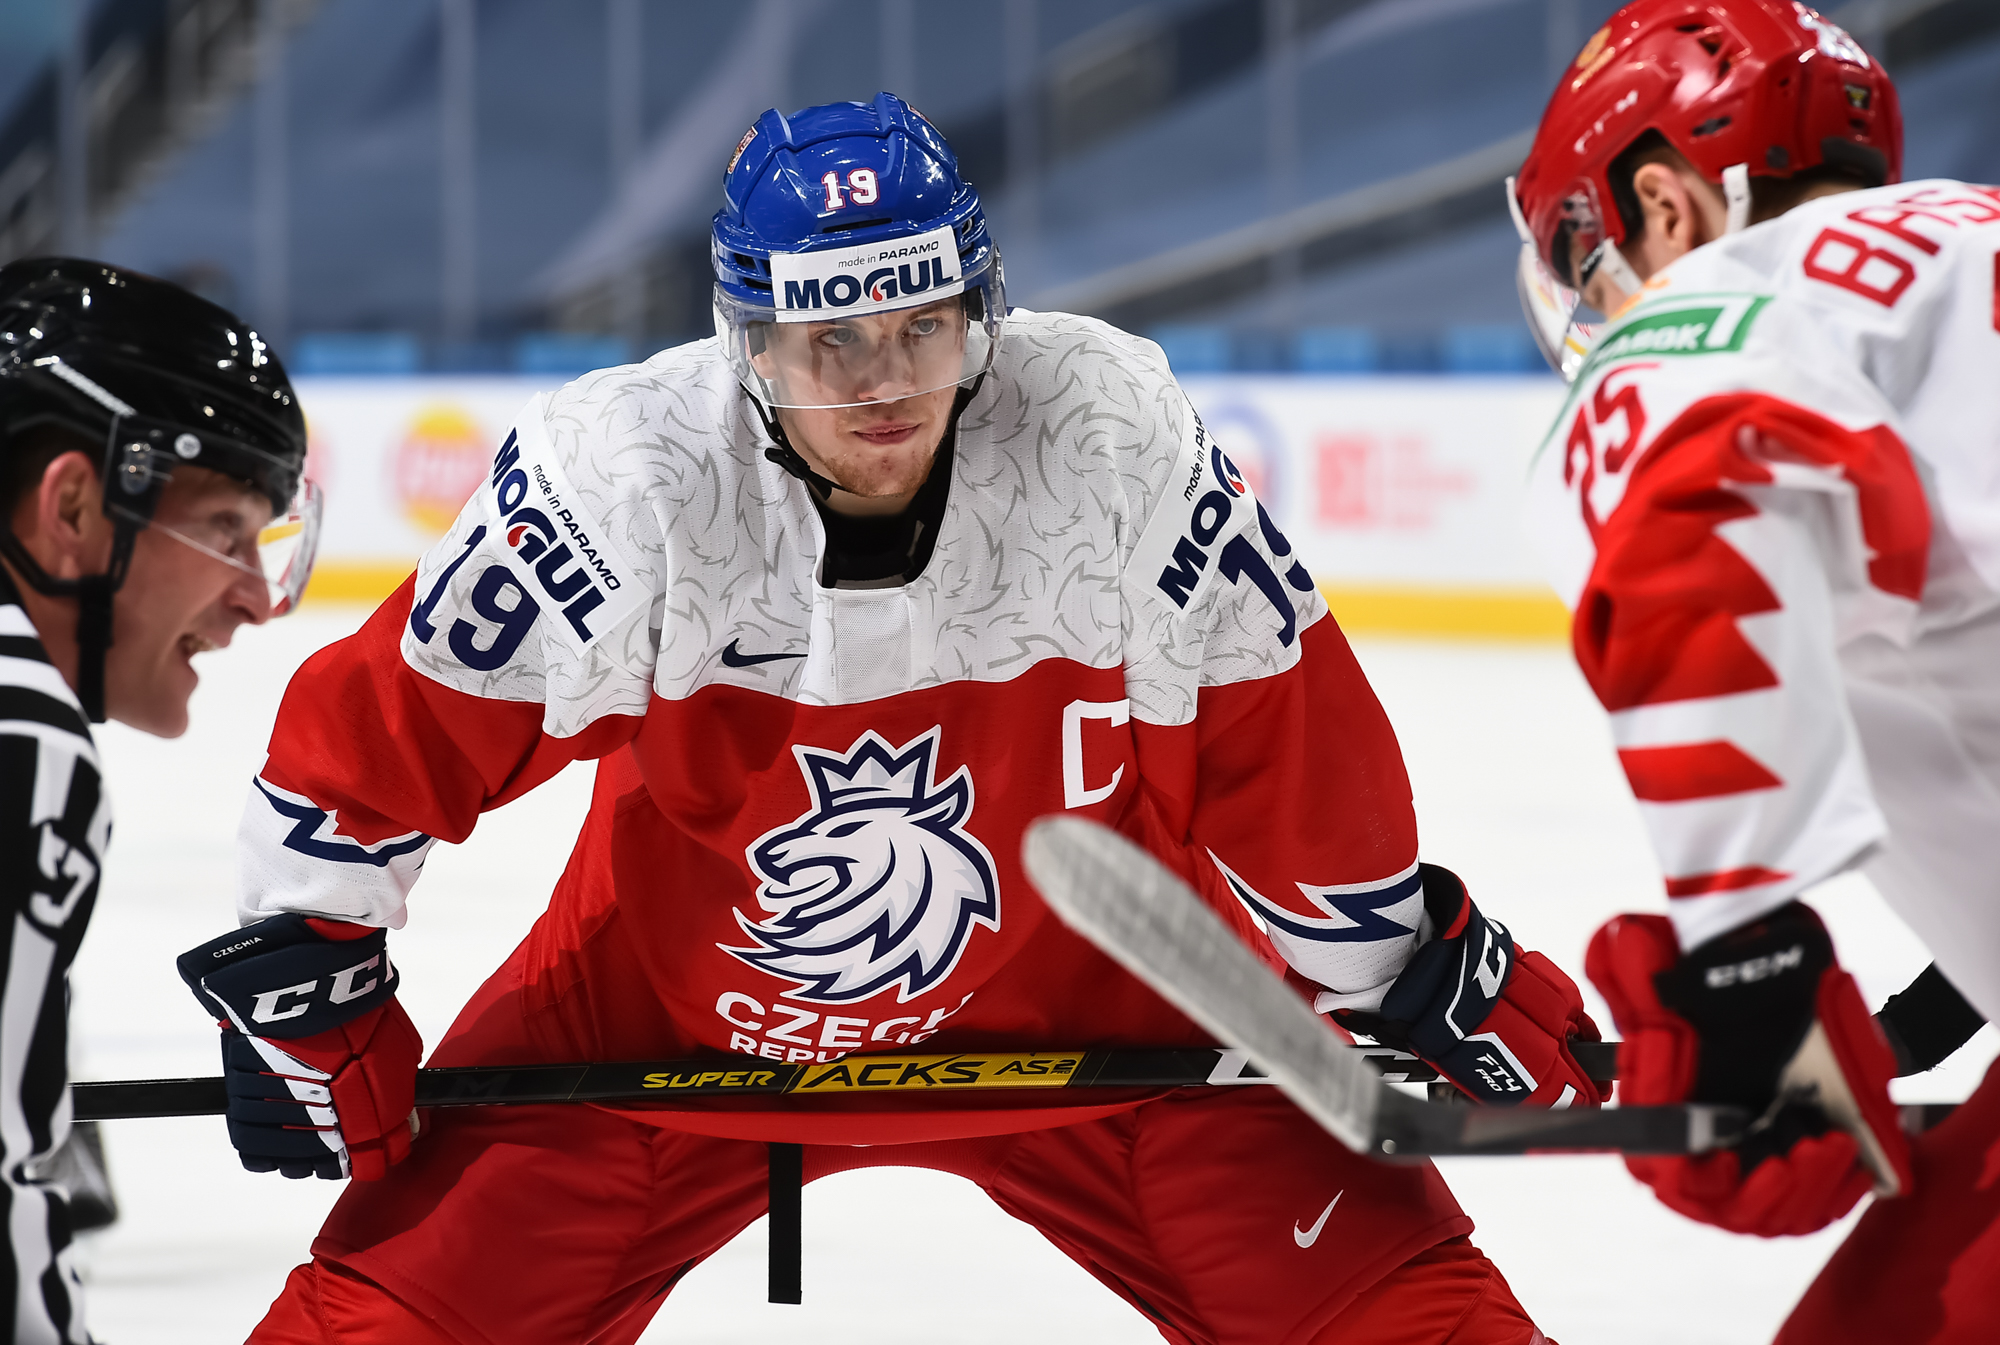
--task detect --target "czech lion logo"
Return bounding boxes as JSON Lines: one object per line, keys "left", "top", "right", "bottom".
{"left": 726, "top": 727, "right": 1001, "bottom": 1004}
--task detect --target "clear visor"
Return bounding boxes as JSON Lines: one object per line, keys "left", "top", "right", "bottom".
{"left": 1506, "top": 175, "right": 1600, "bottom": 384}
{"left": 716, "top": 290, "right": 1001, "bottom": 411}
{"left": 112, "top": 476, "right": 323, "bottom": 617}
{"left": 1513, "top": 243, "right": 1599, "bottom": 383}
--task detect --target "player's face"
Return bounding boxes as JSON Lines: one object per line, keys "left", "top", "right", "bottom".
{"left": 764, "top": 307, "right": 960, "bottom": 504}
{"left": 754, "top": 298, "right": 968, "bottom": 411}
{"left": 106, "top": 466, "right": 276, "bottom": 737}
{"left": 777, "top": 383, "right": 959, "bottom": 507}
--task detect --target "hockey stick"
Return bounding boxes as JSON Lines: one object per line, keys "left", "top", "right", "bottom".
{"left": 67, "top": 1041, "right": 1615, "bottom": 1123}
{"left": 1019, "top": 815, "right": 1756, "bottom": 1159}
{"left": 71, "top": 1043, "right": 1951, "bottom": 1139}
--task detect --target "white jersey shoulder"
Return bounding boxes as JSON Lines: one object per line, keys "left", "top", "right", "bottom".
{"left": 1532, "top": 179, "right": 2000, "bottom": 602}
{"left": 1520, "top": 180, "right": 2000, "bottom": 1005}
{"left": 396, "top": 310, "right": 1319, "bottom": 734}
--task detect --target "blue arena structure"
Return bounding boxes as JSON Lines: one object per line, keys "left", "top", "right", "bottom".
{"left": 2, "top": 0, "right": 1996, "bottom": 374}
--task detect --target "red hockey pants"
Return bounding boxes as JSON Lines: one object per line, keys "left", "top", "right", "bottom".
{"left": 1777, "top": 1055, "right": 2000, "bottom": 1343}
{"left": 246, "top": 1086, "right": 1549, "bottom": 1345}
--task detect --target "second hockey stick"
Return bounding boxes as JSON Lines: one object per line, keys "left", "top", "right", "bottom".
{"left": 1019, "top": 815, "right": 1757, "bottom": 1159}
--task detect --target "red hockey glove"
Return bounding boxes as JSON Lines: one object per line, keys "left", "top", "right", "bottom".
{"left": 178, "top": 913, "right": 422, "bottom": 1181}
{"left": 1335, "top": 865, "right": 1608, "bottom": 1108}
{"left": 1586, "top": 905, "right": 1911, "bottom": 1236}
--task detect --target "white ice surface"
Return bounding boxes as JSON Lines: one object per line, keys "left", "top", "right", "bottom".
{"left": 65, "top": 610, "right": 1995, "bottom": 1344}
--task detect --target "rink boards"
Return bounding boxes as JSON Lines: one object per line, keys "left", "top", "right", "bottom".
{"left": 288, "top": 373, "right": 1572, "bottom": 639}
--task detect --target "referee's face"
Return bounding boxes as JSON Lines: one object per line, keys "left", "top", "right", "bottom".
{"left": 104, "top": 466, "right": 276, "bottom": 737}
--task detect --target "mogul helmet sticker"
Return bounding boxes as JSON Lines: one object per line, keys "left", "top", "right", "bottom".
{"left": 725, "top": 727, "right": 1001, "bottom": 1004}
{"left": 767, "top": 224, "right": 964, "bottom": 324}
{"left": 481, "top": 408, "right": 645, "bottom": 655}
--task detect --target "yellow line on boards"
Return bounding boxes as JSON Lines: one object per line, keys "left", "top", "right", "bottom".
{"left": 299, "top": 563, "right": 1571, "bottom": 642}
{"left": 1319, "top": 585, "right": 1571, "bottom": 642}
{"left": 300, "top": 562, "right": 413, "bottom": 605}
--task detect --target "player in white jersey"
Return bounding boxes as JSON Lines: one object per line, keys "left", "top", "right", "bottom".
{"left": 1510, "top": 2, "right": 1999, "bottom": 1339}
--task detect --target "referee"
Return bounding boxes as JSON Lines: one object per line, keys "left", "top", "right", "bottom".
{"left": 0, "top": 260, "right": 316, "bottom": 1343}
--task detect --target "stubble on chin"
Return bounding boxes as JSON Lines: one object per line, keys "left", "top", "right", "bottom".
{"left": 830, "top": 437, "right": 940, "bottom": 498}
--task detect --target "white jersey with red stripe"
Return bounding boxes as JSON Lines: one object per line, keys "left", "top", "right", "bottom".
{"left": 234, "top": 309, "right": 1436, "bottom": 1130}
{"left": 1526, "top": 179, "right": 2000, "bottom": 1021}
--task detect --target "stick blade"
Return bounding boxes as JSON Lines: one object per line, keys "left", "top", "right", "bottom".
{"left": 1022, "top": 815, "right": 1384, "bottom": 1153}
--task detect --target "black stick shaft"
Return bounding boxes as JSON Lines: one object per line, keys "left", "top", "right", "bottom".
{"left": 71, "top": 1043, "right": 1952, "bottom": 1153}
{"left": 72, "top": 1044, "right": 1599, "bottom": 1122}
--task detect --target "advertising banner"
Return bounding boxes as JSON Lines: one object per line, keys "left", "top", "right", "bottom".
{"left": 296, "top": 377, "right": 555, "bottom": 601}
{"left": 1179, "top": 375, "right": 1570, "bottom": 637}
{"left": 295, "top": 374, "right": 1571, "bottom": 638}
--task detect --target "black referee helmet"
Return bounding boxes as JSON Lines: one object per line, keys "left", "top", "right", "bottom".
{"left": 0, "top": 258, "right": 312, "bottom": 720}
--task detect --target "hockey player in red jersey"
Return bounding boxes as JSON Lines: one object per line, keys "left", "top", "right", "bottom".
{"left": 177, "top": 94, "right": 1605, "bottom": 1344}
{"left": 1512, "top": 2, "right": 2000, "bottom": 1339}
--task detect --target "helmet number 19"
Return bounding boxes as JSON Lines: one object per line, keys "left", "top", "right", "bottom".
{"left": 821, "top": 169, "right": 880, "bottom": 213}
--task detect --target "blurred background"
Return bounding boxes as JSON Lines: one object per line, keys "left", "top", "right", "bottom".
{"left": 0, "top": 0, "right": 1994, "bottom": 634}
{"left": 2, "top": 1, "right": 1997, "bottom": 634}
{"left": 6, "top": 0, "right": 1997, "bottom": 374}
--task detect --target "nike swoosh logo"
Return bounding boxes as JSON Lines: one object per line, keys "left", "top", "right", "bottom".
{"left": 1294, "top": 1191, "right": 1342, "bottom": 1248}
{"left": 720, "top": 638, "right": 807, "bottom": 668}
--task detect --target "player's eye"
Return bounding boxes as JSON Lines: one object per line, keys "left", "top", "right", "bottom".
{"left": 189, "top": 511, "right": 250, "bottom": 556}
{"left": 908, "top": 316, "right": 942, "bottom": 338}
{"left": 814, "top": 325, "right": 858, "bottom": 350}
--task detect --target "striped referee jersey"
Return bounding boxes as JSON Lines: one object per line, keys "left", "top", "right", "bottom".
{"left": 0, "top": 563, "right": 105, "bottom": 1344}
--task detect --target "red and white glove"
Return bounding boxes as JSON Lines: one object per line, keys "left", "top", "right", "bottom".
{"left": 1334, "top": 865, "right": 1609, "bottom": 1108}
{"left": 178, "top": 913, "right": 423, "bottom": 1181}
{"left": 1586, "top": 903, "right": 1911, "bottom": 1236}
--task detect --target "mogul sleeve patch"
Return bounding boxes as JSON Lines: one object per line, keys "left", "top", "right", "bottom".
{"left": 483, "top": 403, "right": 646, "bottom": 655}
{"left": 1125, "top": 394, "right": 1276, "bottom": 622}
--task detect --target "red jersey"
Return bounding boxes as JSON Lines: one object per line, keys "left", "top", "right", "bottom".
{"left": 240, "top": 311, "right": 1432, "bottom": 1140}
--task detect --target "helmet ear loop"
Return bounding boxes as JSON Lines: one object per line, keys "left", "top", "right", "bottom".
{"left": 1579, "top": 239, "right": 1645, "bottom": 309}
{"left": 1722, "top": 163, "right": 1753, "bottom": 234}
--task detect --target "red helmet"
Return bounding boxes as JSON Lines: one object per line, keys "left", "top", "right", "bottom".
{"left": 1514, "top": 0, "right": 1901, "bottom": 286}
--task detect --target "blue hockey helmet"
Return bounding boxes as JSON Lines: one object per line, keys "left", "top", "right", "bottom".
{"left": 712, "top": 92, "right": 1004, "bottom": 410}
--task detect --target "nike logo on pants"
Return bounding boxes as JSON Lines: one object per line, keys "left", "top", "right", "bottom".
{"left": 1294, "top": 1191, "right": 1342, "bottom": 1248}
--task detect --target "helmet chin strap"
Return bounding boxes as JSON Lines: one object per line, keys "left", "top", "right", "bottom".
{"left": 748, "top": 398, "right": 842, "bottom": 500}
{"left": 750, "top": 378, "right": 985, "bottom": 505}
{"left": 1722, "top": 163, "right": 1753, "bottom": 235}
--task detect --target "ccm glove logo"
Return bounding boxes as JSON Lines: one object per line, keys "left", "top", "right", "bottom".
{"left": 248, "top": 954, "right": 390, "bottom": 1025}
{"left": 1473, "top": 925, "right": 1510, "bottom": 1001}
{"left": 1704, "top": 944, "right": 1805, "bottom": 989}
{"left": 177, "top": 913, "right": 399, "bottom": 1041}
